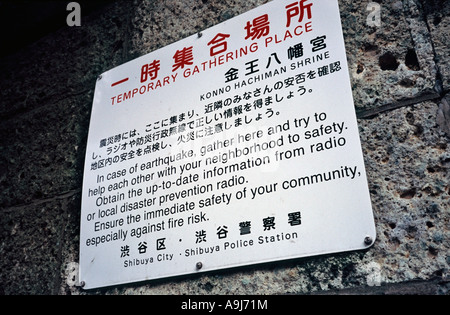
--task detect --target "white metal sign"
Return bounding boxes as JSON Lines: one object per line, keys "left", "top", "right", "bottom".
{"left": 80, "top": 0, "right": 376, "bottom": 289}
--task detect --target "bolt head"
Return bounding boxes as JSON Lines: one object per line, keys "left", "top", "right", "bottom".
{"left": 364, "top": 236, "right": 373, "bottom": 245}
{"left": 196, "top": 262, "right": 203, "bottom": 270}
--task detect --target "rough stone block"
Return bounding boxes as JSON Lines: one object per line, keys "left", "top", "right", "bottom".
{"left": 0, "top": 95, "right": 91, "bottom": 207}
{"left": 359, "top": 101, "right": 449, "bottom": 283}
{"left": 130, "top": 0, "right": 270, "bottom": 57}
{"left": 338, "top": 0, "right": 439, "bottom": 115}
{"left": 0, "top": 2, "right": 130, "bottom": 118}
{"left": 0, "top": 193, "right": 80, "bottom": 295}
{"left": 420, "top": 0, "right": 450, "bottom": 92}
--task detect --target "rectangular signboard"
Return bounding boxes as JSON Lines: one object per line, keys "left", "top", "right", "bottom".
{"left": 79, "top": 0, "right": 376, "bottom": 290}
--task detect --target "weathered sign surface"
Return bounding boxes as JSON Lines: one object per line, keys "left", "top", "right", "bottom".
{"left": 80, "top": 0, "right": 376, "bottom": 290}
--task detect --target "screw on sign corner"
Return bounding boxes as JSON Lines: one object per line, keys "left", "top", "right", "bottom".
{"left": 196, "top": 262, "right": 203, "bottom": 270}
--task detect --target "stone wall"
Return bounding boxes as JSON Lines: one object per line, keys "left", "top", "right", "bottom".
{"left": 0, "top": 0, "right": 448, "bottom": 295}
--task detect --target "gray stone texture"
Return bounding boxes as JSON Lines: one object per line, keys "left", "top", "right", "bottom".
{"left": 340, "top": 0, "right": 441, "bottom": 116}
{"left": 421, "top": 0, "right": 450, "bottom": 92}
{"left": 0, "top": 0, "right": 448, "bottom": 295}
